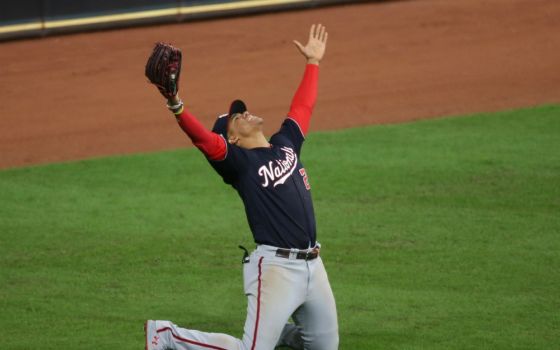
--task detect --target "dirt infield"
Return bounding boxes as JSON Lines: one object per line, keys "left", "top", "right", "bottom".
{"left": 1, "top": 0, "right": 559, "bottom": 169}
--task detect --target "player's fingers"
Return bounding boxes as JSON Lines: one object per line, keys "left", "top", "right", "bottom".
{"left": 293, "top": 40, "right": 305, "bottom": 53}
{"left": 322, "top": 31, "right": 328, "bottom": 44}
{"left": 318, "top": 24, "right": 325, "bottom": 40}
{"left": 309, "top": 24, "right": 316, "bottom": 41}
{"left": 319, "top": 31, "right": 327, "bottom": 44}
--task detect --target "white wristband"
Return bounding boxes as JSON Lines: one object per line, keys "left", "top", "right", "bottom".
{"left": 166, "top": 100, "right": 184, "bottom": 115}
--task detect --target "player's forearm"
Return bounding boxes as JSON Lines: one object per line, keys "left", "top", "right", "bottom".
{"left": 288, "top": 64, "right": 319, "bottom": 135}
{"left": 172, "top": 104, "right": 226, "bottom": 161}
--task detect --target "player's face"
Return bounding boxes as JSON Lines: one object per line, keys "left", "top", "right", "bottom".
{"left": 227, "top": 111, "right": 263, "bottom": 142}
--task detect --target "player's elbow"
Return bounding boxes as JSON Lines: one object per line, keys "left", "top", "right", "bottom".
{"left": 194, "top": 141, "right": 226, "bottom": 161}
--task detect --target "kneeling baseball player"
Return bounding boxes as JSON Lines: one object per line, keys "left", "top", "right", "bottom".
{"left": 144, "top": 24, "right": 338, "bottom": 350}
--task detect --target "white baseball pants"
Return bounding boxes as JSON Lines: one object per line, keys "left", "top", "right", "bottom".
{"left": 148, "top": 244, "right": 338, "bottom": 350}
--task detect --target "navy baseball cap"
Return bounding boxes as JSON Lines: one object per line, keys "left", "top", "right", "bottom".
{"left": 212, "top": 99, "right": 247, "bottom": 138}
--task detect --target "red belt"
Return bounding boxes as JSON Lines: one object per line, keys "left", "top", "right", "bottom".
{"left": 275, "top": 247, "right": 320, "bottom": 260}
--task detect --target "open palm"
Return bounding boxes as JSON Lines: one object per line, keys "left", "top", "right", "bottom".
{"left": 293, "top": 24, "right": 328, "bottom": 64}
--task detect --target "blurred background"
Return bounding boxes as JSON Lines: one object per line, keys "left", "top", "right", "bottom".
{"left": 0, "top": 0, "right": 364, "bottom": 41}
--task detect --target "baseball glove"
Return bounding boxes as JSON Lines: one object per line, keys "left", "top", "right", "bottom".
{"left": 145, "top": 42, "right": 182, "bottom": 99}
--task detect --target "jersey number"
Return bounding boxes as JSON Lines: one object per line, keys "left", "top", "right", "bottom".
{"left": 299, "top": 168, "right": 311, "bottom": 190}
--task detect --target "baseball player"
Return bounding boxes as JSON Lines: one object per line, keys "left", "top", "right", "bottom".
{"left": 144, "top": 24, "right": 337, "bottom": 350}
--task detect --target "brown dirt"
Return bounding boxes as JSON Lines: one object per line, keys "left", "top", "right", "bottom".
{"left": 1, "top": 0, "right": 559, "bottom": 169}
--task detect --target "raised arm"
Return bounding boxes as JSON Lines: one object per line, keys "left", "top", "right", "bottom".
{"left": 289, "top": 24, "right": 328, "bottom": 136}
{"left": 145, "top": 42, "right": 227, "bottom": 161}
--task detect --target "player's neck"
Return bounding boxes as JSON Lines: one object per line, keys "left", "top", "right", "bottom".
{"left": 238, "top": 132, "right": 270, "bottom": 149}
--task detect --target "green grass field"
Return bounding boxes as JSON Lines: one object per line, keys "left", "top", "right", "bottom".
{"left": 1, "top": 105, "right": 559, "bottom": 349}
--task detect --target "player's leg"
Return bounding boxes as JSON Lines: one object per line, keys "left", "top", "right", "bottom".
{"left": 291, "top": 257, "right": 338, "bottom": 350}
{"left": 146, "top": 319, "right": 242, "bottom": 350}
{"left": 144, "top": 266, "right": 297, "bottom": 350}
{"left": 145, "top": 319, "right": 303, "bottom": 350}
{"left": 145, "top": 250, "right": 308, "bottom": 350}
{"left": 240, "top": 252, "right": 308, "bottom": 349}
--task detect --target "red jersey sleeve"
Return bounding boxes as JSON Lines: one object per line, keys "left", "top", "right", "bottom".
{"left": 174, "top": 108, "right": 227, "bottom": 161}
{"left": 287, "top": 64, "right": 319, "bottom": 137}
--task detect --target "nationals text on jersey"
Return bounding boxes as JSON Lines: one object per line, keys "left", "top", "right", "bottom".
{"left": 258, "top": 146, "right": 298, "bottom": 188}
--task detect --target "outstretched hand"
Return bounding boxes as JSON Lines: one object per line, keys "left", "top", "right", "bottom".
{"left": 293, "top": 24, "right": 328, "bottom": 65}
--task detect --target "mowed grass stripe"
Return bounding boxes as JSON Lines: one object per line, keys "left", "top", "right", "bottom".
{"left": 1, "top": 104, "right": 559, "bottom": 349}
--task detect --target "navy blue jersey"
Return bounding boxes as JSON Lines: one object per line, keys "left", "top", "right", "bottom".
{"left": 209, "top": 119, "right": 315, "bottom": 249}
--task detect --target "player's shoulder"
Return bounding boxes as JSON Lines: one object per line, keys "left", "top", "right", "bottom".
{"left": 270, "top": 118, "right": 304, "bottom": 146}
{"left": 283, "top": 117, "right": 305, "bottom": 137}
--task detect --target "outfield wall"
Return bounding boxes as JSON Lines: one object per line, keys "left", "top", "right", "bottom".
{"left": 0, "top": 0, "right": 369, "bottom": 41}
